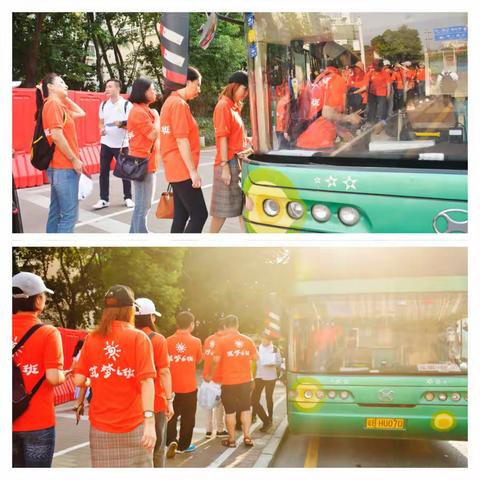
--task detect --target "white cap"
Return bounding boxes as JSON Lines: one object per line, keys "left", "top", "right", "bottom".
{"left": 135, "top": 298, "right": 162, "bottom": 317}
{"left": 383, "top": 59, "right": 391, "bottom": 66}
{"left": 12, "top": 272, "right": 54, "bottom": 298}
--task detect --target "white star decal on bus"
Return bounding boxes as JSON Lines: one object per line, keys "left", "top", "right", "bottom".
{"left": 326, "top": 176, "right": 337, "bottom": 188}
{"left": 314, "top": 177, "right": 322, "bottom": 185}
{"left": 176, "top": 342, "right": 187, "bottom": 353}
{"left": 343, "top": 176, "right": 357, "bottom": 190}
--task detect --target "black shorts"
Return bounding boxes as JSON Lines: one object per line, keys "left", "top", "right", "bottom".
{"left": 221, "top": 381, "right": 252, "bottom": 414}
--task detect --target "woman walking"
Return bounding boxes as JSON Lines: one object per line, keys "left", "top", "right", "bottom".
{"left": 73, "top": 285, "right": 156, "bottom": 467}
{"left": 127, "top": 78, "right": 160, "bottom": 233}
{"left": 160, "top": 67, "right": 208, "bottom": 233}
{"left": 210, "top": 71, "right": 249, "bottom": 233}
{"left": 38, "top": 73, "right": 85, "bottom": 233}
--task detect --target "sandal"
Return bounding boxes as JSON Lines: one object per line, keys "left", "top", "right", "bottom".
{"left": 221, "top": 439, "right": 236, "bottom": 448}
{"left": 243, "top": 437, "right": 254, "bottom": 447}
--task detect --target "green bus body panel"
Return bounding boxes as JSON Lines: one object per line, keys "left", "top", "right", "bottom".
{"left": 293, "top": 276, "right": 467, "bottom": 297}
{"left": 287, "top": 374, "right": 467, "bottom": 440}
{"left": 242, "top": 162, "right": 467, "bottom": 233}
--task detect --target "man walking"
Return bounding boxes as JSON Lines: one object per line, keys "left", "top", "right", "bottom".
{"left": 166, "top": 311, "right": 203, "bottom": 457}
{"left": 93, "top": 79, "right": 134, "bottom": 210}
{"left": 206, "top": 315, "right": 257, "bottom": 448}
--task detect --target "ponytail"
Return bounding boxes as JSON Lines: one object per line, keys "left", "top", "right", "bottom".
{"left": 34, "top": 72, "right": 58, "bottom": 120}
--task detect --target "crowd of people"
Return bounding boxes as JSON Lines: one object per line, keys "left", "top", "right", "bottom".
{"left": 35, "top": 68, "right": 250, "bottom": 234}
{"left": 273, "top": 41, "right": 450, "bottom": 152}
{"left": 12, "top": 272, "right": 283, "bottom": 468}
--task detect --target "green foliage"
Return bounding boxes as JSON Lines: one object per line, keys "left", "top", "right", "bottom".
{"left": 196, "top": 117, "right": 215, "bottom": 146}
{"left": 371, "top": 25, "right": 423, "bottom": 63}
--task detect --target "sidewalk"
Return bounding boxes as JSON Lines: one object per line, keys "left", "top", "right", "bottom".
{"left": 52, "top": 383, "right": 287, "bottom": 468}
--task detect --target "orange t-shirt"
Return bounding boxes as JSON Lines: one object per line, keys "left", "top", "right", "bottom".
{"left": 213, "top": 96, "right": 246, "bottom": 166}
{"left": 406, "top": 69, "right": 416, "bottom": 89}
{"left": 127, "top": 103, "right": 157, "bottom": 172}
{"left": 350, "top": 67, "right": 368, "bottom": 104}
{"left": 159, "top": 92, "right": 200, "bottom": 183}
{"left": 75, "top": 321, "right": 156, "bottom": 433}
{"left": 297, "top": 68, "right": 346, "bottom": 150}
{"left": 42, "top": 98, "right": 79, "bottom": 170}
{"left": 368, "top": 69, "right": 391, "bottom": 96}
{"left": 202, "top": 331, "right": 227, "bottom": 383}
{"left": 416, "top": 68, "right": 426, "bottom": 82}
{"left": 12, "top": 313, "right": 63, "bottom": 432}
{"left": 213, "top": 331, "right": 256, "bottom": 385}
{"left": 167, "top": 330, "right": 202, "bottom": 394}
{"left": 392, "top": 70, "right": 405, "bottom": 90}
{"left": 142, "top": 327, "right": 169, "bottom": 413}
{"left": 275, "top": 89, "right": 291, "bottom": 133}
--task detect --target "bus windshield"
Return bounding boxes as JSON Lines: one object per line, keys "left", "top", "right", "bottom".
{"left": 288, "top": 290, "right": 467, "bottom": 375}
{"left": 249, "top": 12, "right": 468, "bottom": 165}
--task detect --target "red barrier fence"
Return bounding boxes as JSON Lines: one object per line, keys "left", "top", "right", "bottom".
{"left": 12, "top": 88, "right": 110, "bottom": 188}
{"left": 53, "top": 327, "right": 89, "bottom": 405}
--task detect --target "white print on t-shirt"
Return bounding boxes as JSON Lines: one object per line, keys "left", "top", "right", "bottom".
{"left": 89, "top": 364, "right": 135, "bottom": 380}
{"left": 22, "top": 364, "right": 39, "bottom": 376}
{"left": 169, "top": 354, "right": 194, "bottom": 363}
{"left": 161, "top": 125, "right": 171, "bottom": 135}
{"left": 104, "top": 341, "right": 122, "bottom": 361}
{"left": 175, "top": 342, "right": 187, "bottom": 353}
{"left": 234, "top": 340, "right": 244, "bottom": 349}
{"left": 226, "top": 349, "right": 251, "bottom": 357}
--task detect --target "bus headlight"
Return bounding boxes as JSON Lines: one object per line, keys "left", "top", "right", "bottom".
{"left": 328, "top": 391, "right": 337, "bottom": 399}
{"left": 304, "top": 390, "right": 314, "bottom": 400}
{"left": 312, "top": 204, "right": 331, "bottom": 223}
{"left": 263, "top": 199, "right": 280, "bottom": 217}
{"left": 316, "top": 390, "right": 325, "bottom": 400}
{"left": 340, "top": 391, "right": 349, "bottom": 400}
{"left": 438, "top": 393, "right": 448, "bottom": 401}
{"left": 425, "top": 392, "right": 435, "bottom": 401}
{"left": 338, "top": 206, "right": 360, "bottom": 226}
{"left": 287, "top": 201, "right": 305, "bottom": 219}
{"left": 451, "top": 392, "right": 461, "bottom": 402}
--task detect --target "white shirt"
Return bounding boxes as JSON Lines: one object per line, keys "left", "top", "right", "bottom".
{"left": 255, "top": 343, "right": 282, "bottom": 381}
{"left": 99, "top": 97, "right": 132, "bottom": 148}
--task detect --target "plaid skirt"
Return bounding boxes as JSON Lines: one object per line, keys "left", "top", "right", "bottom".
{"left": 90, "top": 424, "right": 153, "bottom": 468}
{"left": 210, "top": 159, "right": 243, "bottom": 218}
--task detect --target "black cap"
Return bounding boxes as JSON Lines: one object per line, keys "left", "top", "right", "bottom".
{"left": 228, "top": 70, "right": 248, "bottom": 88}
{"left": 104, "top": 285, "right": 136, "bottom": 308}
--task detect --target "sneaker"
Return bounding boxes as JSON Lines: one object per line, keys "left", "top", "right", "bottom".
{"left": 205, "top": 431, "right": 213, "bottom": 438}
{"left": 166, "top": 441, "right": 178, "bottom": 459}
{"left": 216, "top": 430, "right": 229, "bottom": 438}
{"left": 93, "top": 199, "right": 109, "bottom": 210}
{"left": 124, "top": 198, "right": 135, "bottom": 208}
{"left": 178, "top": 444, "right": 196, "bottom": 454}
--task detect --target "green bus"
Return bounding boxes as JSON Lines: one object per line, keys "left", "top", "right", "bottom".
{"left": 286, "top": 249, "right": 467, "bottom": 440}
{"left": 242, "top": 13, "right": 468, "bottom": 233}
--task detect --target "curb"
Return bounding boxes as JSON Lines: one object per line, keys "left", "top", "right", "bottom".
{"left": 252, "top": 416, "right": 289, "bottom": 468}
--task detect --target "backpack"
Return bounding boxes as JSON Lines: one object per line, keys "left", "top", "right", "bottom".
{"left": 101, "top": 99, "right": 130, "bottom": 115}
{"left": 439, "top": 72, "right": 457, "bottom": 95}
{"left": 12, "top": 324, "right": 46, "bottom": 421}
{"left": 30, "top": 107, "right": 67, "bottom": 171}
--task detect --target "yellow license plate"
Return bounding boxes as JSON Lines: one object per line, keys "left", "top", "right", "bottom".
{"left": 365, "top": 418, "right": 406, "bottom": 430}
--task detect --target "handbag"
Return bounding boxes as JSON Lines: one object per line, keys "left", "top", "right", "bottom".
{"left": 156, "top": 184, "right": 174, "bottom": 219}
{"left": 113, "top": 130, "right": 152, "bottom": 182}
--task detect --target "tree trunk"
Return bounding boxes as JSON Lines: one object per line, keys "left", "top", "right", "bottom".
{"left": 23, "top": 13, "right": 45, "bottom": 87}
{"left": 105, "top": 15, "right": 125, "bottom": 87}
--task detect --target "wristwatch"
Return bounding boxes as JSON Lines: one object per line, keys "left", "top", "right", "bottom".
{"left": 143, "top": 410, "right": 154, "bottom": 419}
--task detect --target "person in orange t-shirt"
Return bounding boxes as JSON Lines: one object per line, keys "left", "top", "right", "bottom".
{"left": 160, "top": 67, "right": 208, "bottom": 234}
{"left": 165, "top": 311, "right": 203, "bottom": 456}
{"left": 296, "top": 42, "right": 362, "bottom": 150}
{"left": 12, "top": 272, "right": 66, "bottom": 467}
{"left": 74, "top": 285, "right": 156, "bottom": 467}
{"left": 206, "top": 315, "right": 257, "bottom": 448}
{"left": 210, "top": 71, "right": 249, "bottom": 233}
{"left": 38, "top": 73, "right": 85, "bottom": 233}
{"left": 366, "top": 59, "right": 391, "bottom": 123}
{"left": 392, "top": 64, "right": 407, "bottom": 111}
{"left": 416, "top": 62, "right": 426, "bottom": 100}
{"left": 274, "top": 82, "right": 291, "bottom": 149}
{"left": 127, "top": 78, "right": 160, "bottom": 233}
{"left": 135, "top": 297, "right": 173, "bottom": 468}
{"left": 202, "top": 317, "right": 228, "bottom": 438}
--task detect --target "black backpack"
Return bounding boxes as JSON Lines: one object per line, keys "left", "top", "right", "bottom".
{"left": 30, "top": 108, "right": 66, "bottom": 171}
{"left": 101, "top": 99, "right": 130, "bottom": 115}
{"left": 12, "top": 324, "right": 46, "bottom": 421}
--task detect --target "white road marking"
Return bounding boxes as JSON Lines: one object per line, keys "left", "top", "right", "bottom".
{"left": 207, "top": 394, "right": 285, "bottom": 468}
{"left": 53, "top": 442, "right": 90, "bottom": 458}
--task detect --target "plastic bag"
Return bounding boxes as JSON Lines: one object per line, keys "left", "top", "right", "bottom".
{"left": 78, "top": 174, "right": 93, "bottom": 200}
{"left": 198, "top": 380, "right": 221, "bottom": 410}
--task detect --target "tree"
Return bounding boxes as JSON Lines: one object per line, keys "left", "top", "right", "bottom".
{"left": 371, "top": 25, "right": 423, "bottom": 63}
